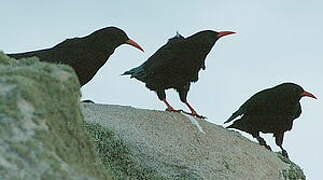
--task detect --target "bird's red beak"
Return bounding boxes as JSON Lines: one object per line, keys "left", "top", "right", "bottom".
{"left": 301, "top": 91, "right": 317, "bottom": 99}
{"left": 217, "top": 31, "right": 236, "bottom": 38}
{"left": 125, "top": 39, "right": 144, "bottom": 52}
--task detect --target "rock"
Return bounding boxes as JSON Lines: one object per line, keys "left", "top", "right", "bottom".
{"left": 82, "top": 103, "right": 306, "bottom": 180}
{"left": 0, "top": 53, "right": 111, "bottom": 179}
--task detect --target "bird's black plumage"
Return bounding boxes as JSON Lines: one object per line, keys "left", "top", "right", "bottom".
{"left": 123, "top": 30, "right": 235, "bottom": 118}
{"left": 225, "top": 82, "right": 316, "bottom": 158}
{"left": 8, "top": 27, "right": 144, "bottom": 86}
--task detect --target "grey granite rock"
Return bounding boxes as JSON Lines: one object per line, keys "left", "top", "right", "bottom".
{"left": 82, "top": 103, "right": 306, "bottom": 180}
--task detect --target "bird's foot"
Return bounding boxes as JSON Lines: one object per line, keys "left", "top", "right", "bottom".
{"left": 181, "top": 111, "right": 207, "bottom": 119}
{"left": 165, "top": 108, "right": 182, "bottom": 113}
{"left": 281, "top": 150, "right": 289, "bottom": 159}
{"left": 264, "top": 144, "right": 272, "bottom": 151}
{"left": 258, "top": 141, "right": 272, "bottom": 151}
{"left": 191, "top": 113, "right": 207, "bottom": 119}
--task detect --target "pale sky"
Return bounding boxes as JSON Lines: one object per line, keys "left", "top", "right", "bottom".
{"left": 1, "top": 1, "right": 322, "bottom": 179}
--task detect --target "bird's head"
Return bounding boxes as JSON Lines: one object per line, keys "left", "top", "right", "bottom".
{"left": 188, "top": 30, "right": 236, "bottom": 48}
{"left": 276, "top": 82, "right": 317, "bottom": 101}
{"left": 89, "top": 26, "right": 144, "bottom": 52}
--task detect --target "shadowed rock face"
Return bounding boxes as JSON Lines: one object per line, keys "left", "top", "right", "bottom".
{"left": 0, "top": 53, "right": 111, "bottom": 179}
{"left": 0, "top": 52, "right": 305, "bottom": 180}
{"left": 82, "top": 103, "right": 306, "bottom": 180}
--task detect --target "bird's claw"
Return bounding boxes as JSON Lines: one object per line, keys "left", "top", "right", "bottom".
{"left": 258, "top": 141, "right": 272, "bottom": 151}
{"left": 165, "top": 108, "right": 206, "bottom": 119}
{"left": 192, "top": 113, "right": 207, "bottom": 119}
{"left": 282, "top": 150, "right": 289, "bottom": 159}
{"left": 265, "top": 144, "right": 272, "bottom": 151}
{"left": 181, "top": 111, "right": 207, "bottom": 119}
{"left": 165, "top": 108, "right": 182, "bottom": 113}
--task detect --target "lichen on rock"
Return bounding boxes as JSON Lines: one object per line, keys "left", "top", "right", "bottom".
{"left": 276, "top": 153, "right": 306, "bottom": 180}
{"left": 0, "top": 52, "right": 111, "bottom": 179}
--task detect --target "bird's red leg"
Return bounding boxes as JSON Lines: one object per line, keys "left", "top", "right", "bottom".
{"left": 275, "top": 133, "right": 289, "bottom": 159}
{"left": 162, "top": 99, "right": 181, "bottom": 112}
{"left": 184, "top": 102, "right": 206, "bottom": 119}
{"left": 256, "top": 136, "right": 272, "bottom": 151}
{"left": 252, "top": 133, "right": 272, "bottom": 151}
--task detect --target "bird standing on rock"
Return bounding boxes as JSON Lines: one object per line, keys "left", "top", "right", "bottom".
{"left": 224, "top": 82, "right": 316, "bottom": 158}
{"left": 8, "top": 27, "right": 144, "bottom": 86}
{"left": 123, "top": 30, "right": 235, "bottom": 118}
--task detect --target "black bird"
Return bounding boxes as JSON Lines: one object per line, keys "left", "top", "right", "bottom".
{"left": 123, "top": 30, "right": 235, "bottom": 118}
{"left": 224, "top": 83, "right": 316, "bottom": 158}
{"left": 8, "top": 27, "right": 144, "bottom": 86}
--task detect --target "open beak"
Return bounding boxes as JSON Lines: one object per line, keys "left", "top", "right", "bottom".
{"left": 301, "top": 91, "right": 317, "bottom": 99}
{"left": 217, "top": 31, "right": 236, "bottom": 38}
{"left": 125, "top": 39, "right": 144, "bottom": 52}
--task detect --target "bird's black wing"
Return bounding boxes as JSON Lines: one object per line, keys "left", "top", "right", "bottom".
{"left": 144, "top": 38, "right": 206, "bottom": 82}
{"left": 224, "top": 88, "right": 274, "bottom": 123}
{"left": 8, "top": 48, "right": 51, "bottom": 60}
{"left": 8, "top": 39, "right": 70, "bottom": 62}
{"left": 294, "top": 102, "right": 302, "bottom": 119}
{"left": 143, "top": 38, "right": 186, "bottom": 70}
{"left": 123, "top": 36, "right": 188, "bottom": 81}
{"left": 9, "top": 37, "right": 91, "bottom": 65}
{"left": 53, "top": 37, "right": 84, "bottom": 49}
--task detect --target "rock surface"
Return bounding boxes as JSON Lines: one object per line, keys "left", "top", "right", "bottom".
{"left": 82, "top": 103, "right": 306, "bottom": 180}
{"left": 0, "top": 53, "right": 111, "bottom": 179}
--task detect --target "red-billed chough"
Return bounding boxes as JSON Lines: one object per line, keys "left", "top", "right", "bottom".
{"left": 123, "top": 30, "right": 235, "bottom": 118}
{"left": 8, "top": 27, "right": 144, "bottom": 86}
{"left": 224, "top": 82, "right": 316, "bottom": 158}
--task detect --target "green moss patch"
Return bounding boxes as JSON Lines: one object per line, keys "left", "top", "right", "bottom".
{"left": 84, "top": 122, "right": 165, "bottom": 180}
{"left": 0, "top": 52, "right": 111, "bottom": 179}
{"left": 276, "top": 153, "right": 306, "bottom": 180}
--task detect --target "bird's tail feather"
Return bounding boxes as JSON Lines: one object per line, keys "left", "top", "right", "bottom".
{"left": 226, "top": 124, "right": 234, "bottom": 129}
{"left": 224, "top": 111, "right": 241, "bottom": 124}
{"left": 226, "top": 116, "right": 244, "bottom": 127}
{"left": 122, "top": 65, "right": 146, "bottom": 81}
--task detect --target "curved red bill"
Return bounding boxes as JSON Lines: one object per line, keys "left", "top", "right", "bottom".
{"left": 301, "top": 91, "right": 317, "bottom": 99}
{"left": 217, "top": 31, "right": 236, "bottom": 38}
{"left": 125, "top": 39, "right": 144, "bottom": 52}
